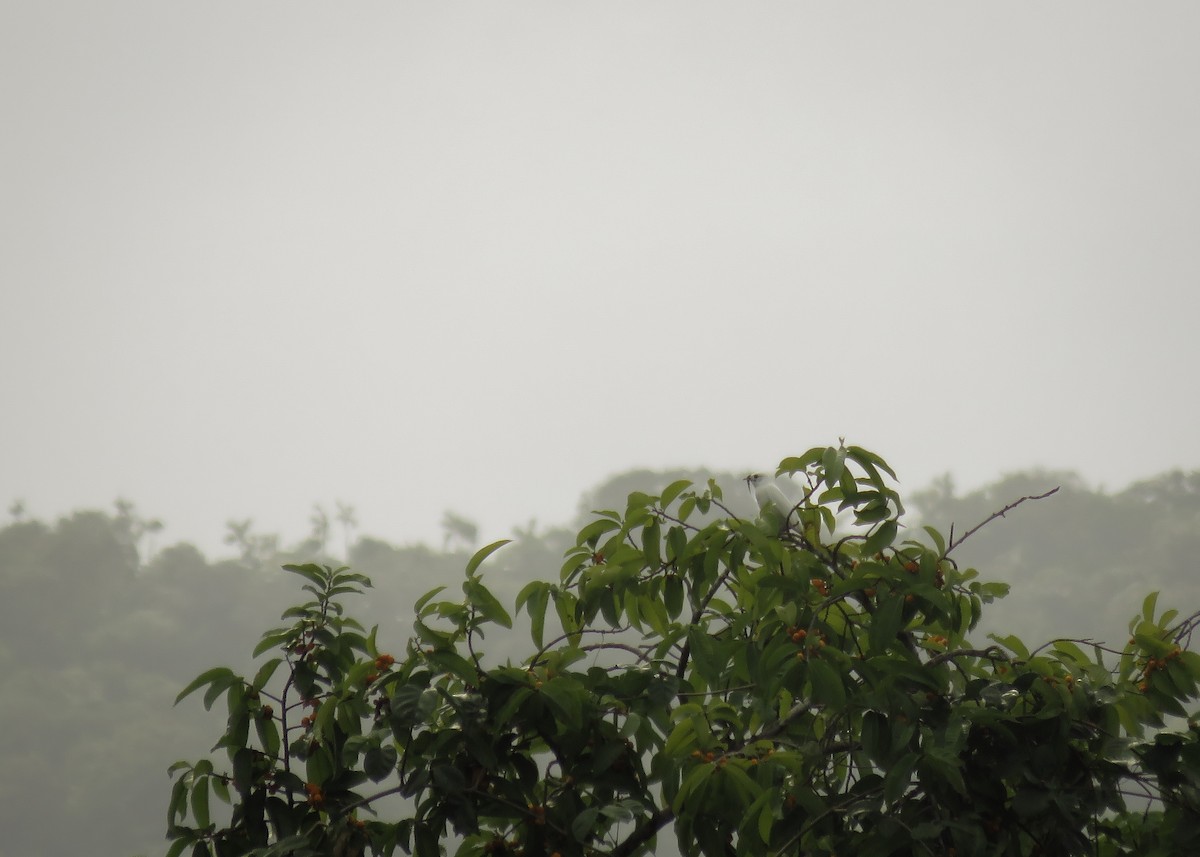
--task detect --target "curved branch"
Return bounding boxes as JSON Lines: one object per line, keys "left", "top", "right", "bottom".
{"left": 945, "top": 487, "right": 1060, "bottom": 556}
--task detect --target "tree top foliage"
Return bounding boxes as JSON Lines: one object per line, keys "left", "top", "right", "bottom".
{"left": 161, "top": 442, "right": 1200, "bottom": 857}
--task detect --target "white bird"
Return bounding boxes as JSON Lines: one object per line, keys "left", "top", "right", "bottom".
{"left": 746, "top": 473, "right": 793, "bottom": 520}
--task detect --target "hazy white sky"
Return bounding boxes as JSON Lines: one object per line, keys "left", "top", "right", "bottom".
{"left": 3, "top": 2, "right": 1198, "bottom": 555}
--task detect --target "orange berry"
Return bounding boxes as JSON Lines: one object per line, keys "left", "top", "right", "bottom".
{"left": 374, "top": 654, "right": 395, "bottom": 670}
{"left": 904, "top": 561, "right": 919, "bottom": 573}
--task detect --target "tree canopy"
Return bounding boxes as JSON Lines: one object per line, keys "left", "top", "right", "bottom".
{"left": 163, "top": 444, "right": 1200, "bottom": 857}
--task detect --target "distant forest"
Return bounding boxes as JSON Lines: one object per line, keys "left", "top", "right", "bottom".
{"left": 2, "top": 465, "right": 1198, "bottom": 857}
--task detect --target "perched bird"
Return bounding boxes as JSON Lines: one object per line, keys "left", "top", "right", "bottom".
{"left": 746, "top": 473, "right": 793, "bottom": 522}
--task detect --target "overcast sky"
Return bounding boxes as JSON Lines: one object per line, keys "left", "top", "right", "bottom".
{"left": 2, "top": 2, "right": 1198, "bottom": 555}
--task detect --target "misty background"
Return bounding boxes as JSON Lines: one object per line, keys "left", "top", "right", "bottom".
{"left": 2, "top": 2, "right": 1199, "bottom": 856}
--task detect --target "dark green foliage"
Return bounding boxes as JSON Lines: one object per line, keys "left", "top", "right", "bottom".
{"left": 911, "top": 470, "right": 1200, "bottom": 646}
{"left": 163, "top": 444, "right": 1200, "bottom": 857}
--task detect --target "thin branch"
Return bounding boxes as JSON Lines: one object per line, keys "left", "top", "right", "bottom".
{"left": 925, "top": 645, "right": 1007, "bottom": 669}
{"left": 1169, "top": 608, "right": 1200, "bottom": 646}
{"left": 650, "top": 508, "right": 703, "bottom": 533}
{"left": 580, "top": 641, "right": 657, "bottom": 663}
{"left": 945, "top": 487, "right": 1060, "bottom": 556}
{"left": 610, "top": 807, "right": 675, "bottom": 857}
{"left": 707, "top": 498, "right": 743, "bottom": 522}
{"left": 529, "top": 625, "right": 633, "bottom": 667}
{"left": 1028, "top": 637, "right": 1127, "bottom": 658}
{"left": 753, "top": 697, "right": 824, "bottom": 744}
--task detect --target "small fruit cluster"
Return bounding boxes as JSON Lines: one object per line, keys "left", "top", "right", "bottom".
{"left": 305, "top": 782, "right": 324, "bottom": 806}
{"left": 1137, "top": 644, "right": 1184, "bottom": 692}
{"left": 786, "top": 626, "right": 828, "bottom": 659}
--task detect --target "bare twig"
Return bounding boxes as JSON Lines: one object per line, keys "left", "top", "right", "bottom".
{"left": 925, "top": 645, "right": 1007, "bottom": 669}
{"left": 945, "top": 487, "right": 1060, "bottom": 556}
{"left": 1170, "top": 609, "right": 1200, "bottom": 647}
{"left": 1028, "top": 637, "right": 1127, "bottom": 658}
{"left": 579, "top": 641, "right": 656, "bottom": 663}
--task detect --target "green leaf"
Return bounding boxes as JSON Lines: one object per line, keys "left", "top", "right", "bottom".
{"left": 988, "top": 634, "right": 1030, "bottom": 660}
{"left": 777, "top": 447, "right": 825, "bottom": 476}
{"left": 190, "top": 775, "right": 210, "bottom": 828}
{"left": 663, "top": 716, "right": 698, "bottom": 758}
{"left": 283, "top": 563, "right": 328, "bottom": 589}
{"left": 231, "top": 748, "right": 254, "bottom": 796}
{"left": 686, "top": 627, "right": 724, "bottom": 686}
{"left": 847, "top": 445, "right": 898, "bottom": 480}
{"left": 721, "top": 761, "right": 762, "bottom": 805}
{"left": 642, "top": 518, "right": 662, "bottom": 567}
{"left": 673, "top": 761, "right": 716, "bottom": 812}
{"left": 211, "top": 775, "right": 230, "bottom": 805}
{"left": 884, "top": 753, "right": 917, "bottom": 805}
{"left": 754, "top": 789, "right": 776, "bottom": 843}
{"left": 168, "top": 768, "right": 190, "bottom": 824}
{"left": 307, "top": 743, "right": 334, "bottom": 785}
{"left": 465, "top": 539, "right": 511, "bottom": 577}
{"left": 869, "top": 595, "right": 906, "bottom": 656}
{"left": 860, "top": 520, "right": 899, "bottom": 556}
{"left": 860, "top": 710, "right": 887, "bottom": 762}
{"left": 364, "top": 744, "right": 398, "bottom": 781}
{"left": 807, "top": 657, "right": 847, "bottom": 709}
{"left": 251, "top": 658, "right": 283, "bottom": 691}
{"left": 175, "top": 667, "right": 238, "bottom": 707}
{"left": 517, "top": 581, "right": 550, "bottom": 647}
{"left": 1051, "top": 640, "right": 1090, "bottom": 668}
{"left": 253, "top": 630, "right": 295, "bottom": 658}
{"left": 414, "top": 585, "right": 447, "bottom": 613}
{"left": 255, "top": 713, "right": 281, "bottom": 759}
{"left": 463, "top": 578, "right": 512, "bottom": 628}
{"left": 664, "top": 574, "right": 684, "bottom": 619}
{"left": 1142, "top": 590, "right": 1160, "bottom": 623}
{"left": 426, "top": 648, "right": 479, "bottom": 683}
{"left": 822, "top": 445, "right": 847, "bottom": 487}
{"left": 572, "top": 807, "right": 600, "bottom": 842}
{"left": 661, "top": 479, "right": 693, "bottom": 509}
{"left": 667, "top": 526, "right": 688, "bottom": 563}
{"left": 922, "top": 525, "right": 947, "bottom": 556}
{"left": 539, "top": 676, "right": 584, "bottom": 729}
{"left": 577, "top": 518, "right": 621, "bottom": 547}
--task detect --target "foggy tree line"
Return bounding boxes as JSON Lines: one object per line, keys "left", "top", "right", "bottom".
{"left": 0, "top": 466, "right": 1197, "bottom": 856}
